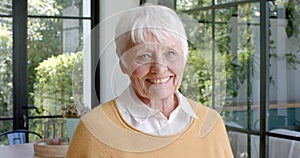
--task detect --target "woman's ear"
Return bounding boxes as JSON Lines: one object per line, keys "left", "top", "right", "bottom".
{"left": 119, "top": 60, "right": 127, "bottom": 74}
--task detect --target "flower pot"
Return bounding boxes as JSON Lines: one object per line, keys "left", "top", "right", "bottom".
{"left": 66, "top": 118, "right": 80, "bottom": 140}
{"left": 34, "top": 139, "right": 69, "bottom": 158}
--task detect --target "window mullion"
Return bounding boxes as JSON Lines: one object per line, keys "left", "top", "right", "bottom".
{"left": 91, "top": 0, "right": 100, "bottom": 107}
{"left": 259, "top": 0, "right": 270, "bottom": 158}
{"left": 12, "top": 0, "right": 28, "bottom": 130}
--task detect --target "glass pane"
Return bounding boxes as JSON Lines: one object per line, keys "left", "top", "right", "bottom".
{"left": 27, "top": 18, "right": 90, "bottom": 116}
{"left": 177, "top": 2, "right": 262, "bottom": 158}
{"left": 0, "top": 0, "right": 12, "bottom": 15}
{"left": 28, "top": 0, "right": 90, "bottom": 17}
{"left": 176, "top": 0, "right": 211, "bottom": 10}
{"left": 251, "top": 135, "right": 260, "bottom": 158}
{"left": 268, "top": 0, "right": 300, "bottom": 132}
{"left": 228, "top": 131, "right": 248, "bottom": 157}
{"left": 180, "top": 10, "right": 213, "bottom": 106}
{"left": 28, "top": 18, "right": 90, "bottom": 140}
{"left": 177, "top": 0, "right": 261, "bottom": 130}
{"left": 217, "top": 3, "right": 260, "bottom": 131}
{"left": 228, "top": 132, "right": 259, "bottom": 157}
{"left": 269, "top": 132, "right": 300, "bottom": 158}
{"left": 180, "top": 9, "right": 228, "bottom": 112}
{"left": 215, "top": 0, "right": 248, "bottom": 5}
{"left": 29, "top": 118, "right": 67, "bottom": 140}
{"left": 0, "top": 120, "right": 13, "bottom": 144}
{"left": 0, "top": 18, "right": 13, "bottom": 121}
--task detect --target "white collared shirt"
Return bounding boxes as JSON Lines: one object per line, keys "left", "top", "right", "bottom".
{"left": 116, "top": 85, "right": 198, "bottom": 136}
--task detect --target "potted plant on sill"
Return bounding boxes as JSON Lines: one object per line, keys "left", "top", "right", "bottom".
{"left": 62, "top": 102, "right": 90, "bottom": 139}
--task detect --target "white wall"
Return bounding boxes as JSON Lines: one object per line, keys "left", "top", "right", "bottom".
{"left": 83, "top": 0, "right": 91, "bottom": 108}
{"left": 99, "top": 0, "right": 139, "bottom": 103}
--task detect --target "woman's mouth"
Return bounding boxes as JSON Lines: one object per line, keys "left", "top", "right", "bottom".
{"left": 147, "top": 77, "right": 171, "bottom": 84}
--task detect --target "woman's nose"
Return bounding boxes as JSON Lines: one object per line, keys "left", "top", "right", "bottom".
{"left": 150, "top": 63, "right": 167, "bottom": 73}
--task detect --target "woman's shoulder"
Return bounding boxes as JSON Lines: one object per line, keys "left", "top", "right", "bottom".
{"left": 185, "top": 97, "right": 220, "bottom": 117}
{"left": 185, "top": 97, "right": 224, "bottom": 136}
{"left": 81, "top": 98, "right": 117, "bottom": 120}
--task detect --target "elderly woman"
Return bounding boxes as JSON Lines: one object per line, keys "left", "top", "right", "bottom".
{"left": 67, "top": 4, "right": 233, "bottom": 158}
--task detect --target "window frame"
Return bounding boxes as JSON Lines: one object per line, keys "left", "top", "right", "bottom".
{"left": 0, "top": 0, "right": 100, "bottom": 137}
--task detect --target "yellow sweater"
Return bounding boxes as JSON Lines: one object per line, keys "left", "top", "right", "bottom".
{"left": 67, "top": 99, "right": 233, "bottom": 158}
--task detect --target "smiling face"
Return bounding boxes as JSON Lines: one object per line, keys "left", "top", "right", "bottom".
{"left": 119, "top": 33, "right": 186, "bottom": 103}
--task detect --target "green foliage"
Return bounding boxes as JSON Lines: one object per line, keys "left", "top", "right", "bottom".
{"left": 181, "top": 46, "right": 211, "bottom": 106}
{"left": 176, "top": 0, "right": 210, "bottom": 10}
{"left": 285, "top": 51, "right": 300, "bottom": 69}
{"left": 29, "top": 51, "right": 83, "bottom": 139}
{"left": 0, "top": 0, "right": 85, "bottom": 141}
{"left": 34, "top": 51, "right": 83, "bottom": 115}
{"left": 0, "top": 24, "right": 13, "bottom": 134}
{"left": 179, "top": 3, "right": 258, "bottom": 109}
{"left": 286, "top": 1, "right": 300, "bottom": 38}
{"left": 27, "top": 18, "right": 63, "bottom": 106}
{"left": 27, "top": 0, "right": 84, "bottom": 106}
{"left": 0, "top": 0, "right": 84, "bottom": 140}
{"left": 25, "top": 1, "right": 64, "bottom": 108}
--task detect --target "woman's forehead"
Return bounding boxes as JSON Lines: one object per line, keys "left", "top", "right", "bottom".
{"left": 133, "top": 29, "right": 180, "bottom": 42}
{"left": 127, "top": 40, "right": 183, "bottom": 56}
{"left": 117, "top": 29, "right": 185, "bottom": 57}
{"left": 131, "top": 32, "right": 181, "bottom": 48}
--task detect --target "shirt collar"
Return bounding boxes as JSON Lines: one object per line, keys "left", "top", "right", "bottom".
{"left": 117, "top": 85, "right": 198, "bottom": 123}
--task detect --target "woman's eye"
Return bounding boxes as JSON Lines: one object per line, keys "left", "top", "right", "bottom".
{"left": 137, "top": 53, "right": 152, "bottom": 62}
{"left": 141, "top": 54, "right": 151, "bottom": 58}
{"left": 165, "top": 51, "right": 177, "bottom": 60}
{"left": 167, "top": 51, "right": 175, "bottom": 56}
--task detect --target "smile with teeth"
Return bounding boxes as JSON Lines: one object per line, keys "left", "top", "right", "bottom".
{"left": 148, "top": 77, "right": 171, "bottom": 84}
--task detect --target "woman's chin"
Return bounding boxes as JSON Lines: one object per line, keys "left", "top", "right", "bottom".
{"left": 147, "top": 84, "right": 173, "bottom": 100}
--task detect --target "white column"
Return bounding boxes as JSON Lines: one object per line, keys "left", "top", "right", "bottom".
{"left": 83, "top": 0, "right": 91, "bottom": 108}
{"left": 273, "top": 19, "right": 288, "bottom": 104}
{"left": 99, "top": 0, "right": 139, "bottom": 103}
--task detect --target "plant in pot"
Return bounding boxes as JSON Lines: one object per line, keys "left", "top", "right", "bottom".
{"left": 62, "top": 102, "right": 90, "bottom": 139}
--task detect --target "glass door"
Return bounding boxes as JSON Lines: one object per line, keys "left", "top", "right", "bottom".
{"left": 27, "top": 0, "right": 91, "bottom": 140}
{"left": 0, "top": 0, "right": 95, "bottom": 145}
{"left": 0, "top": 0, "right": 13, "bottom": 138}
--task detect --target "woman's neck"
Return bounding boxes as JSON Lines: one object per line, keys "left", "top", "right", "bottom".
{"left": 140, "top": 94, "right": 178, "bottom": 119}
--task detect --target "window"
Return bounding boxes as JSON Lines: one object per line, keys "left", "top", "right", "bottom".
{"left": 0, "top": 0, "right": 99, "bottom": 144}
{"left": 0, "top": 0, "right": 13, "bottom": 135}
{"left": 173, "top": 0, "right": 300, "bottom": 157}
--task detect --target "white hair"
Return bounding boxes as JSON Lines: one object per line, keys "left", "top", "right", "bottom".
{"left": 115, "top": 3, "right": 188, "bottom": 59}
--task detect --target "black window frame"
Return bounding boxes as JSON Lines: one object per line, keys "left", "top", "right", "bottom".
{"left": 0, "top": 0, "right": 100, "bottom": 137}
